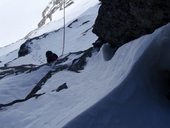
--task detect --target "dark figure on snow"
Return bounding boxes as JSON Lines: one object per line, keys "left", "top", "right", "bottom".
{"left": 46, "top": 51, "right": 58, "bottom": 63}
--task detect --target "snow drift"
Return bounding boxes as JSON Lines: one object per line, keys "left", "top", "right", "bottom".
{"left": 64, "top": 24, "right": 170, "bottom": 128}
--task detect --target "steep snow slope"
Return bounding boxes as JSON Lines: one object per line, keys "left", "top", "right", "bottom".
{"left": 0, "top": 0, "right": 99, "bottom": 67}
{"left": 0, "top": 39, "right": 25, "bottom": 57}
{"left": 0, "top": 65, "right": 50, "bottom": 104}
{"left": 0, "top": 23, "right": 170, "bottom": 128}
{"left": 3, "top": 4, "right": 99, "bottom": 67}
{"left": 31, "top": 0, "right": 99, "bottom": 38}
{"left": 64, "top": 24, "right": 170, "bottom": 128}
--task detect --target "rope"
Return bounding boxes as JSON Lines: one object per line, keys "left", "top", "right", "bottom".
{"left": 62, "top": 0, "right": 66, "bottom": 56}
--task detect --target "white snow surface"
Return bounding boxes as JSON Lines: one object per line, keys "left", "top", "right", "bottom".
{"left": 0, "top": 0, "right": 99, "bottom": 67}
{"left": 0, "top": 0, "right": 170, "bottom": 127}
{"left": 64, "top": 24, "right": 170, "bottom": 128}
{"left": 0, "top": 22, "right": 170, "bottom": 128}
{"left": 0, "top": 65, "right": 50, "bottom": 104}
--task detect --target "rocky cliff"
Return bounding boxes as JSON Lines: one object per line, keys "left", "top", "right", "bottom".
{"left": 93, "top": 0, "right": 170, "bottom": 47}
{"left": 38, "top": 0, "right": 74, "bottom": 28}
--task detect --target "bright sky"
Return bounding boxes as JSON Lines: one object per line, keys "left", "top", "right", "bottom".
{"left": 0, "top": 0, "right": 50, "bottom": 47}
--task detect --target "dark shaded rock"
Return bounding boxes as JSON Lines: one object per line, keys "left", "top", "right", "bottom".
{"left": 26, "top": 71, "right": 52, "bottom": 99}
{"left": 52, "top": 83, "right": 68, "bottom": 92}
{"left": 0, "top": 64, "right": 38, "bottom": 80}
{"left": 69, "top": 47, "right": 94, "bottom": 72}
{"left": 0, "top": 64, "right": 68, "bottom": 109}
{"left": 18, "top": 42, "right": 31, "bottom": 57}
{"left": 92, "top": 38, "right": 106, "bottom": 48}
{"left": 80, "top": 20, "right": 90, "bottom": 26}
{"left": 0, "top": 48, "right": 97, "bottom": 109}
{"left": 0, "top": 93, "right": 45, "bottom": 109}
{"left": 93, "top": 0, "right": 170, "bottom": 47}
{"left": 18, "top": 32, "right": 49, "bottom": 57}
{"left": 67, "top": 19, "right": 78, "bottom": 28}
{"left": 82, "top": 27, "right": 93, "bottom": 36}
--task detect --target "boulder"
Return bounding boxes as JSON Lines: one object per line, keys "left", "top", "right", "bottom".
{"left": 93, "top": 0, "right": 170, "bottom": 47}
{"left": 18, "top": 41, "right": 31, "bottom": 57}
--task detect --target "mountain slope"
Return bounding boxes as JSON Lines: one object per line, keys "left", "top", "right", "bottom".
{"left": 0, "top": 0, "right": 170, "bottom": 128}
{"left": 0, "top": 23, "right": 170, "bottom": 128}
{"left": 0, "top": 0, "right": 99, "bottom": 67}
{"left": 64, "top": 23, "right": 170, "bottom": 128}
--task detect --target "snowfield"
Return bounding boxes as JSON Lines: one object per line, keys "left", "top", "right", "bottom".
{"left": 0, "top": 0, "right": 170, "bottom": 128}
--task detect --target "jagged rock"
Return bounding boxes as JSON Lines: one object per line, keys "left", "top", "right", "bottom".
{"left": 18, "top": 33, "right": 48, "bottom": 57}
{"left": 18, "top": 41, "right": 31, "bottom": 57}
{"left": 52, "top": 83, "right": 68, "bottom": 92}
{"left": 0, "top": 64, "right": 38, "bottom": 80}
{"left": 69, "top": 48, "right": 94, "bottom": 72}
{"left": 0, "top": 47, "right": 97, "bottom": 109}
{"left": 68, "top": 19, "right": 78, "bottom": 28}
{"left": 25, "top": 71, "right": 52, "bottom": 99}
{"left": 93, "top": 0, "right": 170, "bottom": 47}
{"left": 92, "top": 38, "right": 106, "bottom": 48}
{"left": 38, "top": 0, "right": 74, "bottom": 28}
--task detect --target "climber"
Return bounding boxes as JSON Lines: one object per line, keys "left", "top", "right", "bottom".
{"left": 46, "top": 51, "right": 58, "bottom": 63}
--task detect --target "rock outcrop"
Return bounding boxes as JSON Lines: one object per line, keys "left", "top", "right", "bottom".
{"left": 93, "top": 0, "right": 170, "bottom": 47}
{"left": 38, "top": 0, "right": 74, "bottom": 28}
{"left": 18, "top": 42, "right": 31, "bottom": 57}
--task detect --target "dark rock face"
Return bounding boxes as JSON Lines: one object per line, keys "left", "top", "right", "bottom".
{"left": 69, "top": 48, "right": 94, "bottom": 72}
{"left": 56, "top": 83, "right": 68, "bottom": 92}
{"left": 18, "top": 29, "right": 58, "bottom": 57}
{"left": 18, "top": 41, "right": 31, "bottom": 57}
{"left": 93, "top": 0, "right": 170, "bottom": 46}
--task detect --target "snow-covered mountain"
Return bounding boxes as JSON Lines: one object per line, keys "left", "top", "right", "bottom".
{"left": 0, "top": 0, "right": 170, "bottom": 128}
{"left": 0, "top": 0, "right": 97, "bottom": 47}
{"left": 0, "top": 0, "right": 99, "bottom": 67}
{"left": 0, "top": 23, "right": 170, "bottom": 128}
{"left": 38, "top": 0, "right": 74, "bottom": 28}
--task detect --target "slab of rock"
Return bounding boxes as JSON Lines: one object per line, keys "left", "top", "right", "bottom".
{"left": 93, "top": 0, "right": 170, "bottom": 47}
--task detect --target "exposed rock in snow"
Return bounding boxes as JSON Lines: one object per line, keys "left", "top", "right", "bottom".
{"left": 0, "top": 47, "right": 95, "bottom": 109}
{"left": 0, "top": 24, "right": 170, "bottom": 128}
{"left": 55, "top": 83, "right": 68, "bottom": 92}
{"left": 38, "top": 0, "right": 74, "bottom": 27}
{"left": 1, "top": 0, "right": 170, "bottom": 128}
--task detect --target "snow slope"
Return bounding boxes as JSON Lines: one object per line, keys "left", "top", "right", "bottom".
{"left": 0, "top": 0, "right": 99, "bottom": 67}
{"left": 64, "top": 24, "right": 170, "bottom": 128}
{"left": 0, "top": 22, "right": 170, "bottom": 128}
{"left": 0, "top": 0, "right": 170, "bottom": 127}
{"left": 0, "top": 65, "right": 50, "bottom": 104}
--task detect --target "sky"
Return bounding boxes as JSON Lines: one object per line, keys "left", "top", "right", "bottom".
{"left": 0, "top": 0, "right": 50, "bottom": 47}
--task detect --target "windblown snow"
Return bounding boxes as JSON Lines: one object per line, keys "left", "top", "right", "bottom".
{"left": 0, "top": 0, "right": 170, "bottom": 128}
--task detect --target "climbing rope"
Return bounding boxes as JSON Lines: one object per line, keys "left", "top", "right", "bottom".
{"left": 62, "top": 0, "right": 66, "bottom": 56}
